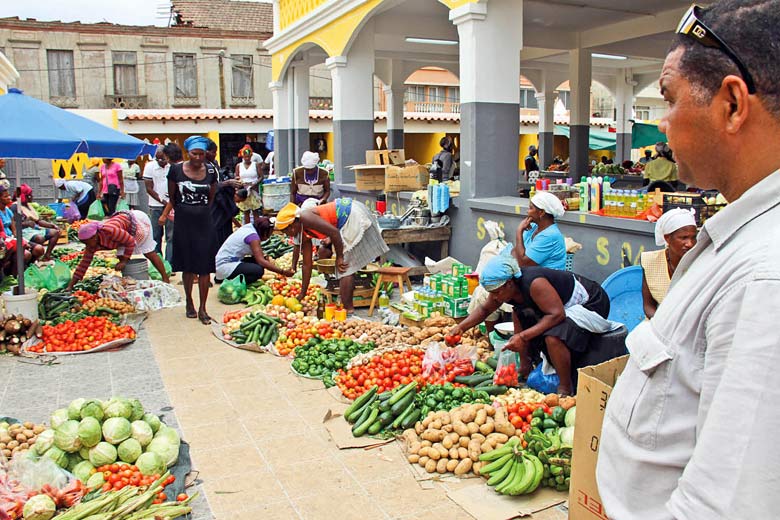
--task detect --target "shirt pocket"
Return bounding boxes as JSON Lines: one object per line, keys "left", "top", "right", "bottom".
{"left": 609, "top": 321, "right": 675, "bottom": 450}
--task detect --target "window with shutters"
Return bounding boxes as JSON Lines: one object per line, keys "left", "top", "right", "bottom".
{"left": 173, "top": 53, "right": 198, "bottom": 100}
{"left": 112, "top": 51, "right": 138, "bottom": 96}
{"left": 47, "top": 50, "right": 76, "bottom": 105}
{"left": 231, "top": 55, "right": 253, "bottom": 100}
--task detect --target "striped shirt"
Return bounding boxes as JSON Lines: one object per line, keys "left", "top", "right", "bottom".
{"left": 72, "top": 213, "right": 135, "bottom": 283}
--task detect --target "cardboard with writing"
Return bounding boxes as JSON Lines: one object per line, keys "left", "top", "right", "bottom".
{"left": 568, "top": 355, "right": 629, "bottom": 520}
{"left": 366, "top": 149, "right": 405, "bottom": 166}
{"left": 385, "top": 164, "right": 429, "bottom": 192}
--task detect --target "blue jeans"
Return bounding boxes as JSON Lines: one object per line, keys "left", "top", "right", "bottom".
{"left": 150, "top": 207, "right": 173, "bottom": 263}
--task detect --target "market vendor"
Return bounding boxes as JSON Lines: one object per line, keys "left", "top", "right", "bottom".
{"left": 215, "top": 217, "right": 294, "bottom": 284}
{"left": 0, "top": 185, "right": 44, "bottom": 275}
{"left": 640, "top": 208, "right": 697, "bottom": 319}
{"left": 643, "top": 142, "right": 678, "bottom": 187}
{"left": 291, "top": 151, "right": 330, "bottom": 207}
{"left": 275, "top": 198, "right": 389, "bottom": 313}
{"left": 513, "top": 191, "right": 567, "bottom": 270}
{"left": 55, "top": 177, "right": 96, "bottom": 220}
{"left": 451, "top": 254, "right": 615, "bottom": 395}
{"left": 67, "top": 210, "right": 170, "bottom": 289}
{"left": 16, "top": 184, "right": 61, "bottom": 261}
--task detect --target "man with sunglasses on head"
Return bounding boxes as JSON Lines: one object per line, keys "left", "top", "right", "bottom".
{"left": 597, "top": 2, "right": 780, "bottom": 519}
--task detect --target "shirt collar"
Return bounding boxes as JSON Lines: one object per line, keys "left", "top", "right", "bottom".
{"left": 704, "top": 170, "right": 780, "bottom": 250}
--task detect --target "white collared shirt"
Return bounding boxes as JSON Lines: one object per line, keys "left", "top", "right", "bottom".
{"left": 597, "top": 170, "right": 780, "bottom": 520}
{"left": 142, "top": 161, "right": 170, "bottom": 207}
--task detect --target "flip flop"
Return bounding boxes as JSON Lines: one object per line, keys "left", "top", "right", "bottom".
{"left": 186, "top": 308, "right": 197, "bottom": 319}
{"left": 198, "top": 312, "right": 213, "bottom": 325}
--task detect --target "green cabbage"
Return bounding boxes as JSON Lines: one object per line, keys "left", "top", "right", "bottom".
{"left": 104, "top": 398, "right": 133, "bottom": 420}
{"left": 42, "top": 446, "right": 69, "bottom": 468}
{"left": 34, "top": 429, "right": 55, "bottom": 455}
{"left": 72, "top": 460, "right": 95, "bottom": 483}
{"left": 129, "top": 399, "right": 145, "bottom": 422}
{"left": 77, "top": 417, "right": 102, "bottom": 448}
{"left": 135, "top": 451, "right": 165, "bottom": 476}
{"left": 102, "top": 417, "right": 131, "bottom": 445}
{"left": 66, "top": 453, "right": 82, "bottom": 472}
{"left": 559, "top": 426, "right": 575, "bottom": 446}
{"left": 117, "top": 438, "right": 142, "bottom": 463}
{"left": 79, "top": 399, "right": 104, "bottom": 421}
{"left": 564, "top": 406, "right": 576, "bottom": 428}
{"left": 146, "top": 427, "right": 180, "bottom": 467}
{"left": 86, "top": 471, "right": 105, "bottom": 490}
{"left": 88, "top": 442, "right": 117, "bottom": 467}
{"left": 130, "top": 421, "right": 153, "bottom": 447}
{"left": 54, "top": 420, "right": 82, "bottom": 453}
{"left": 50, "top": 409, "right": 69, "bottom": 430}
{"left": 142, "top": 413, "right": 161, "bottom": 434}
{"left": 22, "top": 494, "right": 56, "bottom": 520}
{"left": 79, "top": 447, "right": 91, "bottom": 460}
{"left": 67, "top": 398, "right": 86, "bottom": 420}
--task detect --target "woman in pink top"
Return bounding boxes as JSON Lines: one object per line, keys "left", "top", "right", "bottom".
{"left": 96, "top": 158, "right": 124, "bottom": 216}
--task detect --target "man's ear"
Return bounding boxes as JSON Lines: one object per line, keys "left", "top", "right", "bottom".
{"left": 719, "top": 75, "right": 751, "bottom": 134}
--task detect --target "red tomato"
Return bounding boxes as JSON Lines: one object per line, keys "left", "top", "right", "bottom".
{"left": 176, "top": 493, "right": 188, "bottom": 502}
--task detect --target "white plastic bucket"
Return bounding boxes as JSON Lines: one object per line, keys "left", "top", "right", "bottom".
{"left": 263, "top": 192, "right": 291, "bottom": 212}
{"left": 122, "top": 258, "right": 150, "bottom": 281}
{"left": 3, "top": 289, "right": 39, "bottom": 321}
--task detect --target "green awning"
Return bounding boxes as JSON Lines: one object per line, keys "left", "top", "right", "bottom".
{"left": 631, "top": 122, "right": 667, "bottom": 149}
{"left": 554, "top": 125, "right": 616, "bottom": 151}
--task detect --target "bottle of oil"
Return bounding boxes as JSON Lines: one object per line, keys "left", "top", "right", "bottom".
{"left": 379, "top": 290, "right": 390, "bottom": 309}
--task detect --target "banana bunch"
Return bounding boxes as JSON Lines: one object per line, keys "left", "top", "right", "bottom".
{"left": 479, "top": 438, "right": 544, "bottom": 496}
{"left": 243, "top": 283, "right": 274, "bottom": 306}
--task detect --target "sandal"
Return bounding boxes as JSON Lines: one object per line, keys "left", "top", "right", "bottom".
{"left": 186, "top": 306, "right": 197, "bottom": 319}
{"left": 198, "top": 311, "right": 213, "bottom": 325}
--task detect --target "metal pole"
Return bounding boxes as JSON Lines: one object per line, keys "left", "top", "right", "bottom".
{"left": 12, "top": 204, "right": 24, "bottom": 295}
{"left": 218, "top": 52, "right": 226, "bottom": 110}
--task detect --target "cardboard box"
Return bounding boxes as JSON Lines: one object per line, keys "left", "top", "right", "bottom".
{"left": 444, "top": 296, "right": 470, "bottom": 318}
{"left": 569, "top": 355, "right": 629, "bottom": 520}
{"left": 385, "top": 164, "right": 429, "bottom": 192}
{"left": 350, "top": 165, "right": 386, "bottom": 191}
{"left": 366, "top": 149, "right": 405, "bottom": 166}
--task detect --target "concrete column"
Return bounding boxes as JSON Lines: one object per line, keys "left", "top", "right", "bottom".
{"left": 615, "top": 69, "right": 634, "bottom": 163}
{"left": 568, "top": 49, "right": 592, "bottom": 176}
{"left": 327, "top": 23, "right": 375, "bottom": 186}
{"left": 269, "top": 78, "right": 292, "bottom": 176}
{"left": 451, "top": 0, "right": 523, "bottom": 199}
{"left": 384, "top": 85, "right": 405, "bottom": 150}
{"left": 535, "top": 91, "right": 556, "bottom": 169}
{"left": 290, "top": 61, "right": 310, "bottom": 167}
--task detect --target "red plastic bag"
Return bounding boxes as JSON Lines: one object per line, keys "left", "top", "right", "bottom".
{"left": 493, "top": 348, "right": 520, "bottom": 386}
{"left": 422, "top": 343, "right": 476, "bottom": 384}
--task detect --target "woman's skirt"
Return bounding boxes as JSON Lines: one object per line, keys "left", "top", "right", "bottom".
{"left": 116, "top": 210, "right": 157, "bottom": 256}
{"left": 336, "top": 201, "right": 389, "bottom": 278}
{"left": 172, "top": 204, "right": 217, "bottom": 274}
{"left": 236, "top": 188, "right": 262, "bottom": 212}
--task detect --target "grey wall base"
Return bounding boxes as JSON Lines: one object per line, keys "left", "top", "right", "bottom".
{"left": 273, "top": 128, "right": 291, "bottom": 177}
{"left": 616, "top": 133, "right": 631, "bottom": 163}
{"left": 460, "top": 102, "right": 520, "bottom": 199}
{"left": 333, "top": 119, "right": 374, "bottom": 185}
{"left": 292, "top": 128, "right": 310, "bottom": 168}
{"left": 387, "top": 129, "right": 404, "bottom": 150}
{"left": 538, "top": 132, "right": 554, "bottom": 171}
{"left": 568, "top": 125, "right": 591, "bottom": 177}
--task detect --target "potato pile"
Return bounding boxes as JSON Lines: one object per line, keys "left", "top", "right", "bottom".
{"left": 402, "top": 403, "right": 520, "bottom": 477}
{"left": 0, "top": 421, "right": 46, "bottom": 459}
{"left": 461, "top": 328, "right": 492, "bottom": 361}
{"left": 333, "top": 320, "right": 417, "bottom": 348}
{"left": 493, "top": 388, "right": 547, "bottom": 407}
{"left": 82, "top": 298, "right": 136, "bottom": 315}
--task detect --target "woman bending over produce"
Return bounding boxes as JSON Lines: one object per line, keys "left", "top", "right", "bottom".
{"left": 67, "top": 210, "right": 170, "bottom": 289}
{"left": 215, "top": 217, "right": 294, "bottom": 284}
{"left": 275, "top": 198, "right": 388, "bottom": 313}
{"left": 450, "top": 253, "right": 617, "bottom": 395}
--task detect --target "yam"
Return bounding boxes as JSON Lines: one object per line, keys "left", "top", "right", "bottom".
{"left": 487, "top": 433, "right": 509, "bottom": 445}
{"left": 470, "top": 433, "right": 486, "bottom": 443}
{"left": 417, "top": 447, "right": 429, "bottom": 458}
{"left": 459, "top": 437, "right": 471, "bottom": 448}
{"left": 440, "top": 414, "right": 452, "bottom": 426}
{"left": 421, "top": 430, "right": 446, "bottom": 443}
{"left": 442, "top": 424, "right": 454, "bottom": 433}
{"left": 421, "top": 440, "right": 432, "bottom": 448}
{"left": 415, "top": 423, "right": 425, "bottom": 435}
{"left": 481, "top": 441, "right": 494, "bottom": 454}
{"left": 493, "top": 408, "right": 516, "bottom": 436}
{"left": 428, "top": 446, "right": 441, "bottom": 461}
{"left": 472, "top": 461, "right": 484, "bottom": 477}
{"left": 425, "top": 459, "right": 437, "bottom": 473}
{"left": 430, "top": 419, "right": 442, "bottom": 430}
{"left": 560, "top": 396, "right": 577, "bottom": 410}
{"left": 418, "top": 456, "right": 430, "bottom": 467}
{"left": 448, "top": 432, "right": 460, "bottom": 444}
{"left": 461, "top": 407, "right": 477, "bottom": 424}
{"left": 402, "top": 429, "right": 419, "bottom": 445}
{"left": 436, "top": 444, "right": 448, "bottom": 458}
{"left": 436, "top": 458, "right": 448, "bottom": 474}
{"left": 467, "top": 422, "right": 479, "bottom": 435}
{"left": 446, "top": 459, "right": 459, "bottom": 472}
{"left": 485, "top": 406, "right": 496, "bottom": 417}
{"left": 454, "top": 458, "right": 473, "bottom": 476}
{"left": 408, "top": 454, "right": 420, "bottom": 464}
{"left": 544, "top": 393, "right": 560, "bottom": 408}
{"left": 409, "top": 441, "right": 422, "bottom": 455}
{"left": 422, "top": 416, "right": 432, "bottom": 428}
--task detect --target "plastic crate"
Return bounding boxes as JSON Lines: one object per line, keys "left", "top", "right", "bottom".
{"left": 565, "top": 252, "right": 575, "bottom": 272}
{"left": 662, "top": 193, "right": 725, "bottom": 227}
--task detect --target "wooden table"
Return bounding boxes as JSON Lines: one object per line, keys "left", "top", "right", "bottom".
{"left": 381, "top": 225, "right": 451, "bottom": 277}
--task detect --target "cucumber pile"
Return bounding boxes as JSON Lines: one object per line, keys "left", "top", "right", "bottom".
{"left": 346, "top": 382, "right": 421, "bottom": 437}
{"left": 231, "top": 311, "right": 281, "bottom": 346}
{"left": 262, "top": 235, "right": 293, "bottom": 259}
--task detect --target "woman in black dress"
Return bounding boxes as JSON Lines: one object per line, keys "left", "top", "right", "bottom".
{"left": 159, "top": 136, "right": 217, "bottom": 324}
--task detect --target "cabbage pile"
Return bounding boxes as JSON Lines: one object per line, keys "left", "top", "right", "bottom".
{"left": 34, "top": 397, "right": 180, "bottom": 480}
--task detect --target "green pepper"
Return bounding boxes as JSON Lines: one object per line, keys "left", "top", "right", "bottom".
{"left": 543, "top": 418, "right": 559, "bottom": 430}
{"left": 530, "top": 417, "right": 543, "bottom": 429}
{"left": 435, "top": 390, "right": 446, "bottom": 401}
{"left": 532, "top": 407, "right": 546, "bottom": 419}
{"left": 452, "top": 388, "right": 463, "bottom": 399}
{"left": 426, "top": 398, "right": 438, "bottom": 409}
{"left": 551, "top": 406, "right": 566, "bottom": 424}
{"left": 443, "top": 382, "right": 455, "bottom": 393}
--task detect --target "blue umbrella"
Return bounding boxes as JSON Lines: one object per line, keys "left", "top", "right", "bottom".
{"left": 0, "top": 88, "right": 157, "bottom": 295}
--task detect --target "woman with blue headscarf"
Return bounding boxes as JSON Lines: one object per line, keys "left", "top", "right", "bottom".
{"left": 450, "top": 253, "right": 612, "bottom": 395}
{"left": 159, "top": 135, "right": 218, "bottom": 324}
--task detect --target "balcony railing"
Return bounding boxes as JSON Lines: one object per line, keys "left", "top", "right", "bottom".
{"left": 50, "top": 96, "right": 78, "bottom": 109}
{"left": 405, "top": 101, "right": 460, "bottom": 113}
{"left": 310, "top": 96, "right": 332, "bottom": 110}
{"left": 105, "top": 95, "right": 147, "bottom": 109}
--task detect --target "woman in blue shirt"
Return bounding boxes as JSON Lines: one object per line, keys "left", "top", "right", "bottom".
{"left": 0, "top": 186, "right": 44, "bottom": 275}
{"left": 513, "top": 191, "right": 567, "bottom": 270}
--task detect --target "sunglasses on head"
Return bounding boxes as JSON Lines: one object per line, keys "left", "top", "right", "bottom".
{"left": 676, "top": 4, "right": 757, "bottom": 94}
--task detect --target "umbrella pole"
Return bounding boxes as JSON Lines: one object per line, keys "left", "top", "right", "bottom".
{"left": 13, "top": 204, "right": 24, "bottom": 295}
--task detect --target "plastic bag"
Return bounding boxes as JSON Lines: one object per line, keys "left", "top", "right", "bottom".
{"left": 218, "top": 275, "right": 247, "bottom": 304}
{"left": 527, "top": 356, "right": 560, "bottom": 394}
{"left": 115, "top": 199, "right": 130, "bottom": 213}
{"left": 147, "top": 253, "right": 172, "bottom": 281}
{"left": 86, "top": 199, "right": 104, "bottom": 220}
{"left": 23, "top": 260, "right": 71, "bottom": 291}
{"left": 493, "top": 348, "right": 520, "bottom": 386}
{"left": 422, "top": 343, "right": 477, "bottom": 383}
{"left": 63, "top": 201, "right": 81, "bottom": 223}
{"left": 475, "top": 220, "right": 508, "bottom": 275}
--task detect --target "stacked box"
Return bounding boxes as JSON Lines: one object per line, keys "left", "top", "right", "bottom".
{"left": 444, "top": 296, "right": 471, "bottom": 318}
{"left": 452, "top": 264, "right": 472, "bottom": 277}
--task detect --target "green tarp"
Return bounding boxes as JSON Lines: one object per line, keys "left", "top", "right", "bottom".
{"left": 554, "top": 123, "right": 668, "bottom": 151}
{"left": 555, "top": 125, "right": 616, "bottom": 151}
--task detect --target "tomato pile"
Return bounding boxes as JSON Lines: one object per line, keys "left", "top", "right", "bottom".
{"left": 274, "top": 317, "right": 340, "bottom": 357}
{"left": 266, "top": 278, "right": 303, "bottom": 299}
{"left": 95, "top": 463, "right": 180, "bottom": 503}
{"left": 73, "top": 290, "right": 98, "bottom": 304}
{"left": 507, "top": 402, "right": 552, "bottom": 433}
{"left": 336, "top": 349, "right": 424, "bottom": 400}
{"left": 493, "top": 363, "right": 519, "bottom": 386}
{"left": 421, "top": 349, "right": 474, "bottom": 385}
{"left": 28, "top": 316, "right": 136, "bottom": 353}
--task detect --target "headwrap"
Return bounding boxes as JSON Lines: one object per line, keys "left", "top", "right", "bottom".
{"left": 78, "top": 221, "right": 101, "bottom": 241}
{"left": 19, "top": 184, "right": 32, "bottom": 203}
{"left": 301, "top": 151, "right": 320, "bottom": 170}
{"left": 183, "top": 136, "right": 209, "bottom": 152}
{"left": 239, "top": 144, "right": 253, "bottom": 157}
{"left": 654, "top": 208, "right": 696, "bottom": 246}
{"left": 274, "top": 202, "right": 301, "bottom": 230}
{"left": 531, "top": 192, "right": 565, "bottom": 219}
{"left": 479, "top": 253, "right": 523, "bottom": 292}
{"left": 300, "top": 198, "right": 319, "bottom": 211}
{"left": 55, "top": 178, "right": 66, "bottom": 188}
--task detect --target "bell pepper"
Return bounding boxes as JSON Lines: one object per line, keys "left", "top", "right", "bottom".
{"left": 551, "top": 405, "right": 567, "bottom": 425}
{"left": 532, "top": 407, "right": 546, "bottom": 420}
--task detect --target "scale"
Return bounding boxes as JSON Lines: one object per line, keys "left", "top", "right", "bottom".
{"left": 315, "top": 259, "right": 380, "bottom": 307}
{"left": 377, "top": 199, "right": 434, "bottom": 228}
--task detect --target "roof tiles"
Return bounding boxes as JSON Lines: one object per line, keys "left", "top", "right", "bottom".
{"left": 172, "top": 0, "right": 273, "bottom": 35}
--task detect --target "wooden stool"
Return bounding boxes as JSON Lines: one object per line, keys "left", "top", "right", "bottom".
{"left": 368, "top": 266, "right": 414, "bottom": 316}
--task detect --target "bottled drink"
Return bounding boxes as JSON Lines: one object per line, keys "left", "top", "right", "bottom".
{"left": 379, "top": 290, "right": 389, "bottom": 309}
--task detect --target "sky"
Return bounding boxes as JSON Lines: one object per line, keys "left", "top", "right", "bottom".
{"left": 0, "top": 0, "right": 270, "bottom": 27}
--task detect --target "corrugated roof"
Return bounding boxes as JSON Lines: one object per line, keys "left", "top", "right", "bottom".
{"left": 172, "top": 0, "right": 273, "bottom": 35}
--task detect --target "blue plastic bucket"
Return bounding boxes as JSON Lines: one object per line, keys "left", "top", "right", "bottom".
{"left": 601, "top": 265, "right": 645, "bottom": 332}
{"left": 47, "top": 202, "right": 65, "bottom": 217}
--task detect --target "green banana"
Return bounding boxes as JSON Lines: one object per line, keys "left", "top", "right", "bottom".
{"left": 524, "top": 454, "right": 544, "bottom": 494}
{"left": 480, "top": 452, "right": 514, "bottom": 475}
{"left": 479, "top": 437, "right": 519, "bottom": 462}
{"left": 496, "top": 459, "right": 522, "bottom": 494}
{"left": 508, "top": 456, "right": 536, "bottom": 495}
{"left": 486, "top": 455, "right": 515, "bottom": 486}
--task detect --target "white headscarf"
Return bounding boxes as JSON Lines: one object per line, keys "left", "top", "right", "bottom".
{"left": 54, "top": 178, "right": 66, "bottom": 188}
{"left": 654, "top": 208, "right": 696, "bottom": 246}
{"left": 301, "top": 151, "right": 320, "bottom": 170}
{"left": 531, "top": 191, "right": 565, "bottom": 219}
